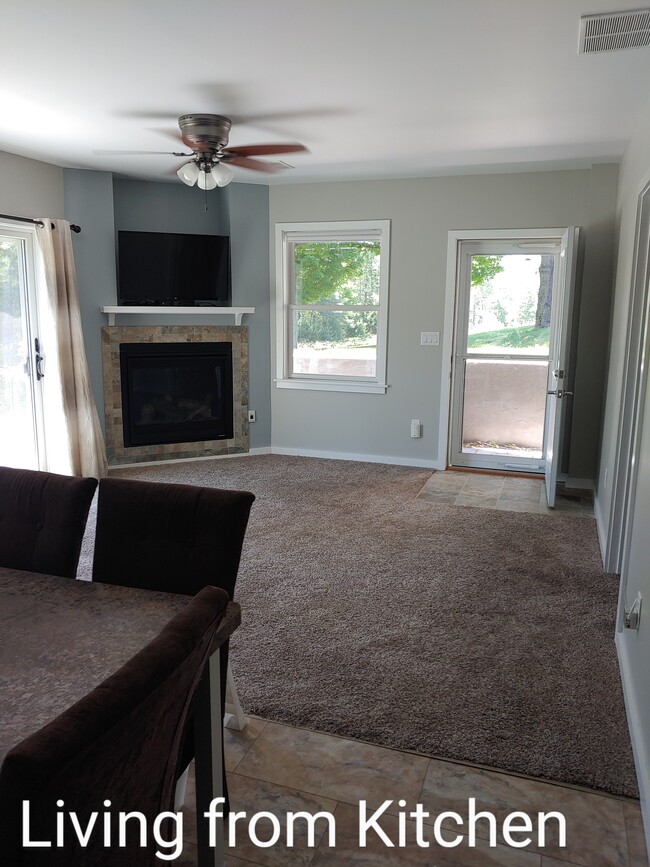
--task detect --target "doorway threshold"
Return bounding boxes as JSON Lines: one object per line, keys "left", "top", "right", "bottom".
{"left": 462, "top": 443, "right": 543, "bottom": 460}
{"left": 447, "top": 466, "right": 543, "bottom": 480}
{"left": 417, "top": 471, "right": 594, "bottom": 516}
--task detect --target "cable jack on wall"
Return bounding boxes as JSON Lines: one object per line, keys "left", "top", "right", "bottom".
{"left": 624, "top": 592, "right": 642, "bottom": 630}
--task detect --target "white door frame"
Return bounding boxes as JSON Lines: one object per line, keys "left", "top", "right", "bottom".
{"left": 605, "top": 179, "right": 650, "bottom": 580}
{"left": 438, "top": 228, "right": 574, "bottom": 472}
{"left": 0, "top": 220, "right": 47, "bottom": 470}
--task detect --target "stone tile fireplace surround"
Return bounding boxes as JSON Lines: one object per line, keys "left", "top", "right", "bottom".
{"left": 102, "top": 325, "right": 249, "bottom": 466}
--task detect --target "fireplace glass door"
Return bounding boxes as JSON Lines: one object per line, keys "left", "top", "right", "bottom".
{"left": 120, "top": 342, "right": 233, "bottom": 447}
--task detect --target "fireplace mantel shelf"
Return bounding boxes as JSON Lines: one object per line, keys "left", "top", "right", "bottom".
{"left": 100, "top": 306, "right": 255, "bottom": 326}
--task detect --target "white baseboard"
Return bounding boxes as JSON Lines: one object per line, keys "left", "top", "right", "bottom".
{"left": 271, "top": 445, "right": 437, "bottom": 469}
{"left": 108, "top": 445, "right": 435, "bottom": 471}
{"left": 616, "top": 633, "right": 650, "bottom": 856}
{"left": 593, "top": 493, "right": 609, "bottom": 568}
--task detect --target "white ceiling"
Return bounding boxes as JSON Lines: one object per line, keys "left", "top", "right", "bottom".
{"left": 2, "top": 0, "right": 649, "bottom": 185}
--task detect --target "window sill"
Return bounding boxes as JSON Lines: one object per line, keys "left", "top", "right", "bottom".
{"left": 275, "top": 378, "right": 388, "bottom": 394}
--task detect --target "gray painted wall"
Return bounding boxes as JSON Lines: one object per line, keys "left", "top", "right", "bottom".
{"left": 567, "top": 164, "right": 619, "bottom": 480}
{"left": 269, "top": 168, "right": 618, "bottom": 476}
{"left": 228, "top": 183, "right": 271, "bottom": 447}
{"left": 113, "top": 177, "right": 229, "bottom": 236}
{"left": 0, "top": 151, "right": 64, "bottom": 218}
{"left": 63, "top": 171, "right": 271, "bottom": 448}
{"left": 64, "top": 170, "right": 117, "bottom": 433}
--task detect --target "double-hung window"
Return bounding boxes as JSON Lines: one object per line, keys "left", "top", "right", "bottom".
{"left": 275, "top": 220, "right": 390, "bottom": 393}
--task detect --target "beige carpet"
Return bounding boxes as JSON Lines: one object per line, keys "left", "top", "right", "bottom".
{"left": 78, "top": 454, "right": 637, "bottom": 797}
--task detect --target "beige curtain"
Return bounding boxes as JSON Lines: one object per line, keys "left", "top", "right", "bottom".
{"left": 37, "top": 219, "right": 108, "bottom": 479}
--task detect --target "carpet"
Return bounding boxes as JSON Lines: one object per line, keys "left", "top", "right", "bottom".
{"left": 78, "top": 454, "right": 637, "bottom": 797}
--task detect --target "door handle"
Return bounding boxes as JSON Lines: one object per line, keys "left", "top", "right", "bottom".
{"left": 547, "top": 389, "right": 573, "bottom": 398}
{"left": 34, "top": 338, "right": 45, "bottom": 381}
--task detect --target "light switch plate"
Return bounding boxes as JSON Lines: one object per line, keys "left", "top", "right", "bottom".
{"left": 420, "top": 331, "right": 440, "bottom": 346}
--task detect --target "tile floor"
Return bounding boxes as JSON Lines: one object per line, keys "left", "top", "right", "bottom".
{"left": 417, "top": 471, "right": 595, "bottom": 517}
{"left": 178, "top": 717, "right": 647, "bottom": 866}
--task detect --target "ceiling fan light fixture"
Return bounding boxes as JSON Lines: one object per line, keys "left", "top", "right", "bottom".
{"left": 177, "top": 161, "right": 200, "bottom": 186}
{"left": 197, "top": 168, "right": 217, "bottom": 191}
{"left": 212, "top": 162, "right": 234, "bottom": 187}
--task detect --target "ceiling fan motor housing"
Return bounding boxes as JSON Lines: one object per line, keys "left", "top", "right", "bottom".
{"left": 178, "top": 114, "right": 232, "bottom": 154}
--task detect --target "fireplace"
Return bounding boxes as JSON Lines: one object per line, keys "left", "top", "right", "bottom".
{"left": 119, "top": 342, "right": 234, "bottom": 448}
{"left": 101, "top": 325, "right": 249, "bottom": 466}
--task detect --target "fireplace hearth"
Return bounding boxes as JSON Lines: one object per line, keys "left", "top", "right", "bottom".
{"left": 120, "top": 342, "right": 234, "bottom": 448}
{"left": 102, "top": 325, "right": 248, "bottom": 466}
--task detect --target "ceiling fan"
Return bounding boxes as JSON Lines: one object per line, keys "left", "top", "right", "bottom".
{"left": 98, "top": 114, "right": 308, "bottom": 189}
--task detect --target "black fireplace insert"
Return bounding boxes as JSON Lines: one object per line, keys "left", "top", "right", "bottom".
{"left": 119, "top": 342, "right": 234, "bottom": 448}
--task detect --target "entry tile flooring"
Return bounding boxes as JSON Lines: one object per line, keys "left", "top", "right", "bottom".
{"left": 179, "top": 717, "right": 647, "bottom": 866}
{"left": 417, "top": 471, "right": 595, "bottom": 517}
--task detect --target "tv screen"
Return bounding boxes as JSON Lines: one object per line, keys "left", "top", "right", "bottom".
{"left": 117, "top": 231, "right": 231, "bottom": 306}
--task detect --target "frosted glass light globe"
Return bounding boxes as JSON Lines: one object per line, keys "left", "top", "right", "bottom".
{"left": 197, "top": 169, "right": 217, "bottom": 191}
{"left": 176, "top": 161, "right": 200, "bottom": 186}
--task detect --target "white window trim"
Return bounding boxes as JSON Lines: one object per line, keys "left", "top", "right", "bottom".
{"left": 275, "top": 220, "right": 390, "bottom": 394}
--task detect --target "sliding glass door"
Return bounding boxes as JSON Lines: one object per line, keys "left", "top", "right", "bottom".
{"left": 0, "top": 225, "right": 46, "bottom": 469}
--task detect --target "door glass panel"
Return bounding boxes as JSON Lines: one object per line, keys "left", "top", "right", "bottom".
{"left": 467, "top": 254, "right": 554, "bottom": 355}
{"left": 461, "top": 358, "right": 548, "bottom": 459}
{"left": 0, "top": 236, "right": 39, "bottom": 468}
{"left": 452, "top": 247, "right": 559, "bottom": 468}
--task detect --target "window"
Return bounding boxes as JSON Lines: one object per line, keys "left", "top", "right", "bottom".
{"left": 275, "top": 220, "right": 390, "bottom": 393}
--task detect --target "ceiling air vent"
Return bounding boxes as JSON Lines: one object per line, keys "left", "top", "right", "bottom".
{"left": 579, "top": 8, "right": 650, "bottom": 53}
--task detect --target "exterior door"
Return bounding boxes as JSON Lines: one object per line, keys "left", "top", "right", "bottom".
{"left": 544, "top": 227, "right": 578, "bottom": 507}
{"left": 449, "top": 230, "right": 577, "bottom": 504}
{"left": 0, "top": 224, "right": 46, "bottom": 469}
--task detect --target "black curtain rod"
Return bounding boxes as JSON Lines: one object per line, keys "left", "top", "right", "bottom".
{"left": 0, "top": 213, "right": 81, "bottom": 233}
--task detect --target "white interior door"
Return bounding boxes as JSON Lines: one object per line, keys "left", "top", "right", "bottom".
{"left": 544, "top": 227, "right": 578, "bottom": 507}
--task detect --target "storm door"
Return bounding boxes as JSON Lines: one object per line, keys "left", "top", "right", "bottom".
{"left": 449, "top": 230, "right": 577, "bottom": 505}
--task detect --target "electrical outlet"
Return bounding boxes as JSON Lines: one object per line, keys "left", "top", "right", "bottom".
{"left": 248, "top": 410, "right": 256, "bottom": 423}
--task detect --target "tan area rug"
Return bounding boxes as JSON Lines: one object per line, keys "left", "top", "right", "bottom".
{"left": 78, "top": 454, "right": 637, "bottom": 797}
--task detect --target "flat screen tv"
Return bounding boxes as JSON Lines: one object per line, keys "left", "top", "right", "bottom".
{"left": 117, "top": 231, "right": 231, "bottom": 306}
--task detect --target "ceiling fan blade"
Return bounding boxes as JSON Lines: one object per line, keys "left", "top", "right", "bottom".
{"left": 150, "top": 127, "right": 187, "bottom": 143}
{"left": 224, "top": 143, "right": 308, "bottom": 157}
{"left": 226, "top": 155, "right": 285, "bottom": 173}
{"left": 92, "top": 149, "right": 192, "bottom": 156}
